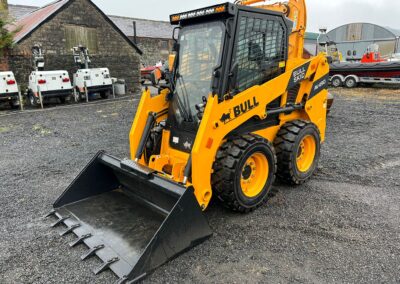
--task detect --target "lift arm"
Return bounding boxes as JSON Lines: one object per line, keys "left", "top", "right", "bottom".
{"left": 236, "top": 0, "right": 307, "bottom": 62}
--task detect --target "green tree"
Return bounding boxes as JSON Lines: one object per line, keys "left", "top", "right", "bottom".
{"left": 0, "top": 10, "right": 16, "bottom": 56}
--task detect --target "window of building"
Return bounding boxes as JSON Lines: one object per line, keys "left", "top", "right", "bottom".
{"left": 233, "top": 15, "right": 287, "bottom": 92}
{"left": 347, "top": 50, "right": 352, "bottom": 56}
{"left": 64, "top": 25, "right": 99, "bottom": 53}
{"left": 353, "top": 50, "right": 357, "bottom": 56}
{"left": 160, "top": 40, "right": 169, "bottom": 50}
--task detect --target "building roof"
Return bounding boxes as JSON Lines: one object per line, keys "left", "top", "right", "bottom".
{"left": 109, "top": 15, "right": 173, "bottom": 39}
{"left": 8, "top": 4, "right": 37, "bottom": 19}
{"left": 11, "top": 0, "right": 69, "bottom": 43}
{"left": 8, "top": 0, "right": 142, "bottom": 54}
{"left": 324, "top": 23, "right": 398, "bottom": 43}
{"left": 9, "top": 3, "right": 174, "bottom": 40}
{"left": 385, "top": 27, "right": 400, "bottom": 37}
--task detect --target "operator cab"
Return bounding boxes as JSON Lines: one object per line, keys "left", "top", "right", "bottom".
{"left": 167, "top": 3, "right": 292, "bottom": 152}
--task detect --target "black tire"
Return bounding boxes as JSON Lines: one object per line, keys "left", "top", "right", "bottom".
{"left": 9, "top": 101, "right": 19, "bottom": 109}
{"left": 212, "top": 134, "right": 277, "bottom": 213}
{"left": 274, "top": 120, "right": 321, "bottom": 185}
{"left": 29, "top": 93, "right": 38, "bottom": 107}
{"left": 345, "top": 77, "right": 357, "bottom": 88}
{"left": 59, "top": 97, "right": 66, "bottom": 104}
{"left": 75, "top": 89, "right": 82, "bottom": 102}
{"left": 331, "top": 76, "right": 342, "bottom": 88}
{"left": 100, "top": 91, "right": 109, "bottom": 99}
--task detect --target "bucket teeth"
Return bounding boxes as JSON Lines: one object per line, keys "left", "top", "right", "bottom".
{"left": 115, "top": 276, "right": 128, "bottom": 284}
{"left": 69, "top": 233, "right": 92, "bottom": 247}
{"left": 51, "top": 216, "right": 70, "bottom": 228}
{"left": 45, "top": 210, "right": 56, "bottom": 218}
{"left": 94, "top": 257, "right": 119, "bottom": 275}
{"left": 81, "top": 244, "right": 105, "bottom": 261}
{"left": 60, "top": 224, "right": 81, "bottom": 237}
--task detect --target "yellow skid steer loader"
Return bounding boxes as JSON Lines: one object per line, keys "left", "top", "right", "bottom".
{"left": 48, "top": 0, "right": 330, "bottom": 282}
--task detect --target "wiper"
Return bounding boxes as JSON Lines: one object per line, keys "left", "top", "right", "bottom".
{"left": 176, "top": 75, "right": 193, "bottom": 122}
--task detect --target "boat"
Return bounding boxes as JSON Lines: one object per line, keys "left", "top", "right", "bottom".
{"left": 329, "top": 47, "right": 400, "bottom": 88}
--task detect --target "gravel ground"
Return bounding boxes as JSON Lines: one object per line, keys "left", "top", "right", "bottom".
{"left": 0, "top": 88, "right": 399, "bottom": 283}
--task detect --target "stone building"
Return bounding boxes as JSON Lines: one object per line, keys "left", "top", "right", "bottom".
{"left": 9, "top": 3, "right": 174, "bottom": 68}
{"left": 3, "top": 0, "right": 142, "bottom": 91}
{"left": 110, "top": 16, "right": 174, "bottom": 66}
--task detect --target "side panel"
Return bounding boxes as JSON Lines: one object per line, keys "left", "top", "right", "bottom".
{"left": 0, "top": 72, "right": 18, "bottom": 94}
{"left": 191, "top": 55, "right": 329, "bottom": 208}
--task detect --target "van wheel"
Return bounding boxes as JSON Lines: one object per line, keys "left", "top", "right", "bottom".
{"left": 274, "top": 120, "right": 321, "bottom": 185}
{"left": 100, "top": 91, "right": 109, "bottom": 99}
{"left": 212, "top": 134, "right": 277, "bottom": 213}
{"left": 29, "top": 93, "right": 38, "bottom": 107}
{"left": 345, "top": 77, "right": 357, "bottom": 88}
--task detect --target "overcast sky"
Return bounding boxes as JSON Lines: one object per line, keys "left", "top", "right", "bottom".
{"left": 8, "top": 0, "right": 400, "bottom": 32}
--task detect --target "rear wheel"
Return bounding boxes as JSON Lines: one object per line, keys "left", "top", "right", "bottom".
{"left": 212, "top": 134, "right": 277, "bottom": 213}
{"left": 345, "top": 77, "right": 357, "bottom": 88}
{"left": 274, "top": 120, "right": 321, "bottom": 185}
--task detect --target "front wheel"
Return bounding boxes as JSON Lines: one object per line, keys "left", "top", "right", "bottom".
{"left": 274, "top": 120, "right": 321, "bottom": 185}
{"left": 212, "top": 134, "right": 277, "bottom": 213}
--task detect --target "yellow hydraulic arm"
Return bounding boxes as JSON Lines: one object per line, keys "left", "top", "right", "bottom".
{"left": 237, "top": 0, "right": 307, "bottom": 66}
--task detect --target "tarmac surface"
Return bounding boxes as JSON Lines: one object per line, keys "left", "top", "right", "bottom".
{"left": 0, "top": 88, "right": 399, "bottom": 283}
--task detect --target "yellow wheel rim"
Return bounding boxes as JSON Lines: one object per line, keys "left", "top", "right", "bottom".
{"left": 240, "top": 152, "right": 269, "bottom": 198}
{"left": 296, "top": 135, "right": 317, "bottom": 173}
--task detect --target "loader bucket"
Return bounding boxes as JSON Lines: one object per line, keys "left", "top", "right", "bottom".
{"left": 47, "top": 151, "right": 212, "bottom": 283}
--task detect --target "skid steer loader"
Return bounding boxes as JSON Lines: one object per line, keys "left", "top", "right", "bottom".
{"left": 47, "top": 0, "right": 330, "bottom": 282}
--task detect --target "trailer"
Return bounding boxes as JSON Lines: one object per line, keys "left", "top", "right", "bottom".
{"left": 0, "top": 71, "right": 20, "bottom": 109}
{"left": 72, "top": 46, "right": 113, "bottom": 101}
{"left": 27, "top": 45, "right": 73, "bottom": 107}
{"left": 330, "top": 46, "right": 400, "bottom": 88}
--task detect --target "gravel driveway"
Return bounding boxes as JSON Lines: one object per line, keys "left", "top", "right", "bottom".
{"left": 0, "top": 88, "right": 399, "bottom": 283}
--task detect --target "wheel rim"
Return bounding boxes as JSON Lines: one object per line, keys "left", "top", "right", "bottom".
{"left": 333, "top": 79, "right": 341, "bottom": 87}
{"left": 347, "top": 79, "right": 355, "bottom": 87}
{"left": 240, "top": 152, "right": 269, "bottom": 198}
{"left": 296, "top": 135, "right": 317, "bottom": 172}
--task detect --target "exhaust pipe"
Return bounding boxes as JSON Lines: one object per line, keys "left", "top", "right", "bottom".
{"left": 47, "top": 151, "right": 212, "bottom": 283}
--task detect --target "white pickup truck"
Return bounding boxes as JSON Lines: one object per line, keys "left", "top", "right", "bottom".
{"left": 74, "top": 68, "right": 113, "bottom": 101}
{"left": 0, "top": 71, "right": 20, "bottom": 108}
{"left": 28, "top": 70, "right": 73, "bottom": 106}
